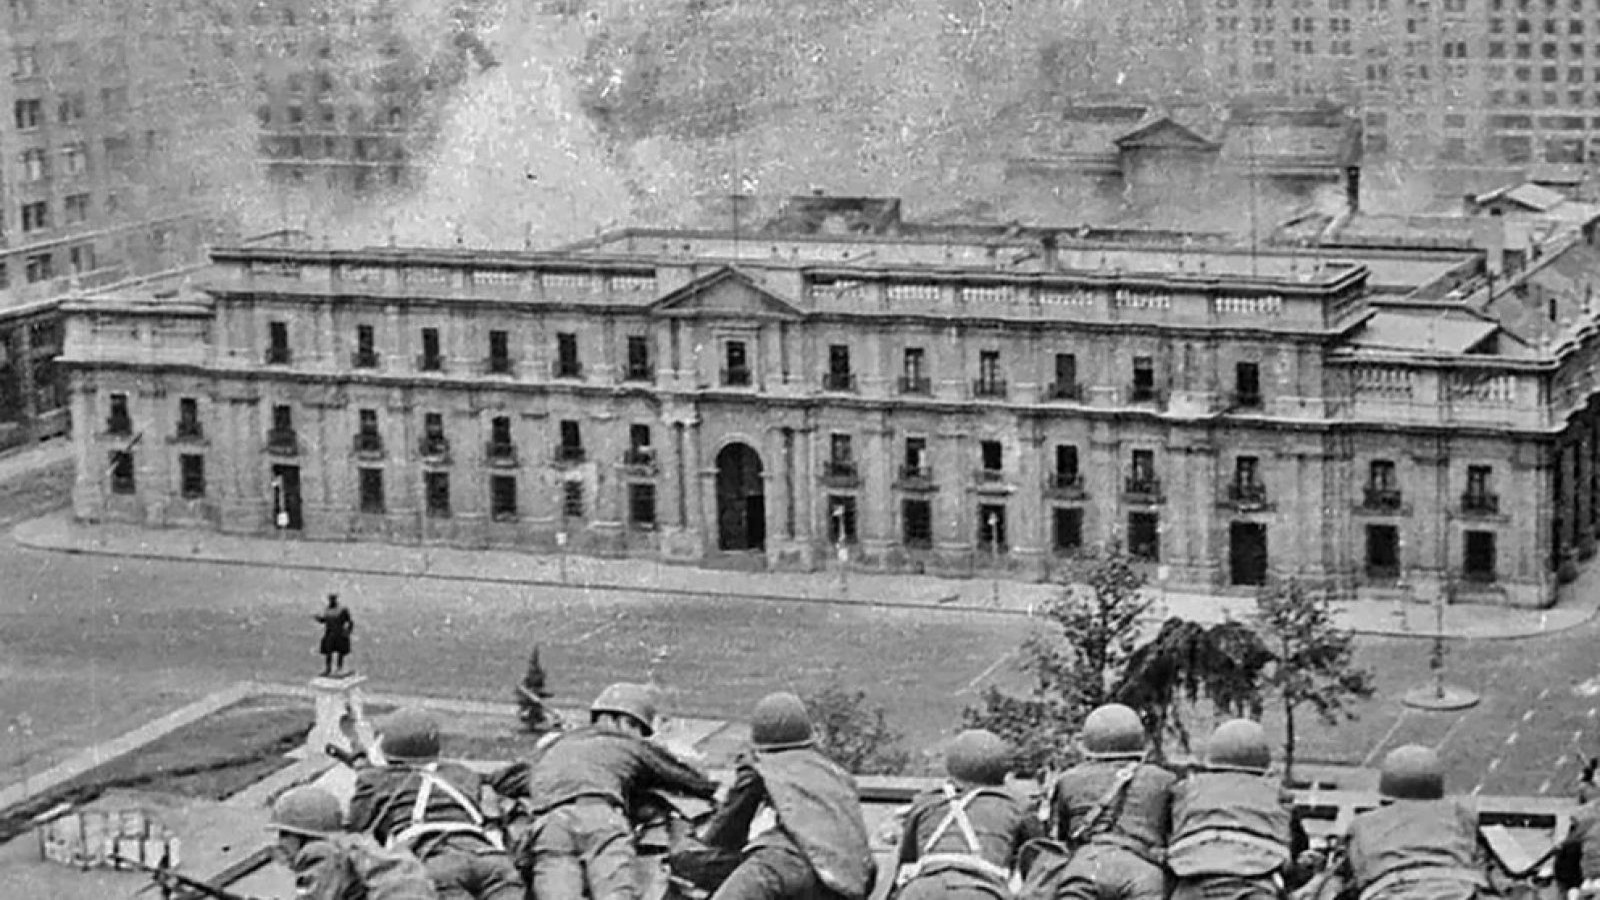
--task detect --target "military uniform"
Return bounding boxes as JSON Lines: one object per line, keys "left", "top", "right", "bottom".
{"left": 1338, "top": 746, "right": 1487, "bottom": 900}
{"left": 269, "top": 785, "right": 437, "bottom": 900}
{"left": 348, "top": 710, "right": 521, "bottom": 900}
{"left": 1168, "top": 721, "right": 1296, "bottom": 900}
{"left": 701, "top": 692, "right": 876, "bottom": 900}
{"left": 1044, "top": 704, "right": 1174, "bottom": 900}
{"left": 518, "top": 683, "right": 718, "bottom": 900}
{"left": 1559, "top": 798, "right": 1600, "bottom": 897}
{"left": 895, "top": 729, "right": 1042, "bottom": 900}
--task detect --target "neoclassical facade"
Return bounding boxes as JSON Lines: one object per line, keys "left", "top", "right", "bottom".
{"left": 59, "top": 224, "right": 1600, "bottom": 608}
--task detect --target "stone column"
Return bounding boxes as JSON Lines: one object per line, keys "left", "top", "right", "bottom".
{"left": 862, "top": 423, "right": 892, "bottom": 554}
{"left": 1014, "top": 426, "right": 1044, "bottom": 577}
{"left": 793, "top": 425, "right": 815, "bottom": 550}
{"left": 934, "top": 430, "right": 968, "bottom": 554}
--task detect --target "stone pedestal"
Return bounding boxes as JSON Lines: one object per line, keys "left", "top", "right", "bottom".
{"left": 306, "top": 675, "right": 383, "bottom": 763}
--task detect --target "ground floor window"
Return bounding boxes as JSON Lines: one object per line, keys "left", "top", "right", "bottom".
{"left": 110, "top": 451, "right": 135, "bottom": 494}
{"left": 978, "top": 503, "right": 1007, "bottom": 554}
{"left": 490, "top": 474, "right": 517, "bottom": 521}
{"left": 1128, "top": 511, "right": 1159, "bottom": 562}
{"left": 425, "top": 471, "right": 450, "bottom": 518}
{"left": 1366, "top": 523, "right": 1399, "bottom": 579}
{"left": 903, "top": 499, "right": 932, "bottom": 548}
{"left": 562, "top": 480, "right": 584, "bottom": 519}
{"left": 629, "top": 483, "right": 657, "bottom": 529}
{"left": 359, "top": 468, "right": 384, "bottom": 513}
{"left": 1464, "top": 530, "right": 1497, "bottom": 582}
{"left": 828, "top": 495, "right": 858, "bottom": 544}
{"left": 1229, "top": 521, "right": 1268, "bottom": 586}
{"left": 179, "top": 454, "right": 205, "bottom": 499}
{"left": 1052, "top": 507, "right": 1083, "bottom": 554}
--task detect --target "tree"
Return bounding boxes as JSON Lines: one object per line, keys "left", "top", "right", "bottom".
{"left": 1113, "top": 618, "right": 1272, "bottom": 757}
{"left": 801, "top": 679, "right": 912, "bottom": 775}
{"left": 514, "top": 646, "right": 560, "bottom": 734}
{"left": 1255, "top": 580, "right": 1375, "bottom": 787}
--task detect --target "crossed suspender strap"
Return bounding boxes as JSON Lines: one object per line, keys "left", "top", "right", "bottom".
{"left": 898, "top": 784, "right": 1013, "bottom": 887}
{"left": 386, "top": 763, "right": 505, "bottom": 853}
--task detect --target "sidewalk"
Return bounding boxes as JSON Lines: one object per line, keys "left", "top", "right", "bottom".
{"left": 14, "top": 508, "right": 1600, "bottom": 640}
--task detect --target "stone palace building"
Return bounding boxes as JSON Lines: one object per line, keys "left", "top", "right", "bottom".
{"left": 57, "top": 209, "right": 1600, "bottom": 608}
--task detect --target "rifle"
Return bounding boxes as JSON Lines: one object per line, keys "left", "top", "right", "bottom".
{"left": 113, "top": 853, "right": 260, "bottom": 900}
{"left": 1291, "top": 846, "right": 1348, "bottom": 900}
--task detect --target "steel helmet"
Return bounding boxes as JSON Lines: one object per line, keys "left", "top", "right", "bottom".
{"left": 379, "top": 709, "right": 442, "bottom": 763}
{"left": 590, "top": 682, "right": 657, "bottom": 737}
{"left": 1080, "top": 704, "right": 1146, "bottom": 759}
{"left": 268, "top": 786, "right": 343, "bottom": 838}
{"left": 946, "top": 729, "right": 1013, "bottom": 786}
{"left": 1204, "top": 719, "right": 1272, "bottom": 774}
{"left": 750, "top": 692, "right": 815, "bottom": 752}
{"left": 1379, "top": 745, "right": 1445, "bottom": 800}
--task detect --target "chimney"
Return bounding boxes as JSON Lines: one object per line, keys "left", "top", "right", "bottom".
{"left": 1477, "top": 208, "right": 1507, "bottom": 278}
{"left": 1040, "top": 233, "right": 1059, "bottom": 270}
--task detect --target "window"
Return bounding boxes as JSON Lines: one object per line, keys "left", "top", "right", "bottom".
{"left": 1053, "top": 508, "right": 1084, "bottom": 553}
{"left": 828, "top": 495, "right": 858, "bottom": 544}
{"left": 180, "top": 454, "right": 205, "bottom": 499}
{"left": 1130, "top": 449, "right": 1156, "bottom": 488}
{"left": 422, "top": 412, "right": 447, "bottom": 456}
{"left": 1054, "top": 444, "right": 1080, "bottom": 488}
{"left": 1465, "top": 531, "right": 1497, "bottom": 581}
{"left": 558, "top": 419, "right": 583, "bottom": 461}
{"left": 627, "top": 424, "right": 652, "bottom": 464}
{"left": 56, "top": 92, "right": 83, "bottom": 123}
{"left": 1235, "top": 361, "right": 1262, "bottom": 406}
{"left": 1465, "top": 465, "right": 1497, "bottom": 512}
{"left": 901, "top": 347, "right": 929, "bottom": 393}
{"left": 359, "top": 468, "right": 385, "bottom": 513}
{"left": 978, "top": 504, "right": 1007, "bottom": 553}
{"left": 1235, "top": 455, "right": 1260, "bottom": 486}
{"left": 828, "top": 433, "right": 855, "bottom": 478}
{"left": 556, "top": 332, "right": 580, "bottom": 377}
{"left": 976, "top": 350, "right": 1004, "bottom": 397}
{"left": 904, "top": 436, "right": 928, "bottom": 477}
{"left": 425, "top": 471, "right": 451, "bottom": 517}
{"left": 1366, "top": 524, "right": 1400, "bottom": 578}
{"left": 1128, "top": 512, "right": 1160, "bottom": 561}
{"left": 267, "top": 321, "right": 290, "bottom": 364}
{"left": 562, "top": 480, "right": 584, "bottom": 518}
{"left": 626, "top": 334, "right": 652, "bottom": 380}
{"left": 13, "top": 98, "right": 41, "bottom": 130}
{"left": 21, "top": 148, "right": 46, "bottom": 182}
{"left": 420, "top": 327, "right": 441, "bottom": 370}
{"left": 1367, "top": 460, "right": 1400, "bottom": 509}
{"left": 1051, "top": 353, "right": 1079, "bottom": 399}
{"left": 491, "top": 475, "right": 518, "bottom": 520}
{"left": 903, "top": 499, "right": 933, "bottom": 547}
{"left": 66, "top": 244, "right": 93, "bottom": 275}
{"left": 354, "top": 408, "right": 381, "bottom": 454}
{"left": 826, "top": 344, "right": 853, "bottom": 391}
{"left": 108, "top": 392, "right": 131, "bottom": 434}
{"left": 109, "top": 450, "right": 136, "bottom": 494}
{"left": 354, "top": 324, "right": 377, "bottom": 367}
{"left": 64, "top": 194, "right": 89, "bottom": 225}
{"left": 271, "top": 404, "right": 293, "bottom": 438}
{"left": 629, "top": 483, "right": 657, "bottom": 529}
{"left": 177, "top": 397, "right": 201, "bottom": 439}
{"left": 481, "top": 329, "right": 510, "bottom": 374}
{"left": 24, "top": 253, "right": 52, "bottom": 283}
{"left": 62, "top": 145, "right": 88, "bottom": 180}
{"left": 723, "top": 340, "right": 750, "bottom": 386}
{"left": 488, "top": 415, "right": 513, "bottom": 449}
{"left": 980, "top": 439, "right": 1003, "bottom": 474}
{"left": 21, "top": 201, "right": 48, "bottom": 233}
{"left": 1132, "top": 356, "right": 1157, "bottom": 402}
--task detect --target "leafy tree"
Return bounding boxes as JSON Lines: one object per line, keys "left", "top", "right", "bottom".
{"left": 1255, "top": 580, "right": 1375, "bottom": 786}
{"left": 1113, "top": 618, "right": 1272, "bottom": 757}
{"left": 802, "top": 680, "right": 912, "bottom": 776}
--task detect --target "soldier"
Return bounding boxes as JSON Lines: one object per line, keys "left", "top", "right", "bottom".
{"left": 268, "top": 785, "right": 438, "bottom": 900}
{"left": 1168, "top": 719, "right": 1302, "bottom": 900}
{"left": 699, "top": 691, "right": 876, "bottom": 900}
{"left": 1040, "top": 703, "right": 1174, "bottom": 900}
{"left": 346, "top": 709, "right": 522, "bottom": 900}
{"left": 518, "top": 681, "right": 719, "bottom": 900}
{"left": 1327, "top": 745, "right": 1489, "bottom": 900}
{"left": 1556, "top": 756, "right": 1600, "bottom": 897}
{"left": 894, "top": 728, "right": 1043, "bottom": 899}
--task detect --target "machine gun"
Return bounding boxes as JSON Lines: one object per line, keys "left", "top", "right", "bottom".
{"left": 114, "top": 853, "right": 260, "bottom": 900}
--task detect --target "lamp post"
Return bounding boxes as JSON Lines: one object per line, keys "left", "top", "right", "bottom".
{"left": 987, "top": 510, "right": 1001, "bottom": 608}
{"left": 1395, "top": 535, "right": 1410, "bottom": 632}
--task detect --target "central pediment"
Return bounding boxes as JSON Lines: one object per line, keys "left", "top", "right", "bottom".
{"left": 1114, "top": 117, "right": 1220, "bottom": 152}
{"left": 650, "top": 267, "right": 804, "bottom": 320}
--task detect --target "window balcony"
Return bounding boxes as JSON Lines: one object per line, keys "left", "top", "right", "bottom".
{"left": 1125, "top": 476, "right": 1162, "bottom": 499}
{"left": 174, "top": 424, "right": 205, "bottom": 443}
{"left": 1128, "top": 385, "right": 1163, "bottom": 405}
{"left": 1047, "top": 381, "right": 1083, "bottom": 401}
{"left": 972, "top": 378, "right": 1007, "bottom": 399}
{"left": 1226, "top": 481, "right": 1269, "bottom": 509}
{"left": 1233, "top": 391, "right": 1263, "bottom": 410}
{"left": 419, "top": 436, "right": 450, "bottom": 461}
{"left": 416, "top": 354, "right": 445, "bottom": 373}
{"left": 624, "top": 365, "right": 654, "bottom": 383}
{"left": 822, "top": 460, "right": 860, "bottom": 486}
{"left": 554, "top": 445, "right": 585, "bottom": 465}
{"left": 974, "top": 468, "right": 1007, "bottom": 489}
{"left": 898, "top": 376, "right": 932, "bottom": 396}
{"left": 1046, "top": 472, "right": 1085, "bottom": 498}
{"left": 552, "top": 360, "right": 583, "bottom": 379}
{"left": 352, "top": 433, "right": 384, "bottom": 459}
{"left": 107, "top": 416, "right": 133, "bottom": 437}
{"left": 721, "top": 366, "right": 752, "bottom": 387}
{"left": 265, "top": 346, "right": 292, "bottom": 365}
{"left": 623, "top": 448, "right": 657, "bottom": 471}
{"left": 1461, "top": 492, "right": 1500, "bottom": 515}
{"left": 823, "top": 372, "right": 857, "bottom": 392}
{"left": 1363, "top": 487, "right": 1404, "bottom": 512}
{"left": 351, "top": 350, "right": 379, "bottom": 369}
{"left": 484, "top": 356, "right": 515, "bottom": 376}
{"left": 266, "top": 428, "right": 299, "bottom": 456}
{"left": 897, "top": 464, "right": 933, "bottom": 486}
{"left": 485, "top": 441, "right": 518, "bottom": 467}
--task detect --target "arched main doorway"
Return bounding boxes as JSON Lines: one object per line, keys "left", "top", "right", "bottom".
{"left": 716, "top": 443, "right": 766, "bottom": 551}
